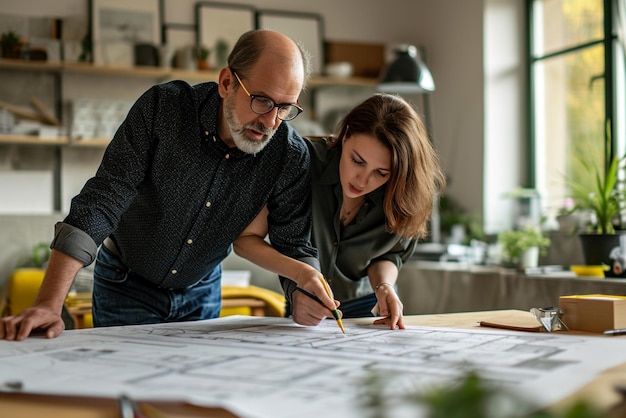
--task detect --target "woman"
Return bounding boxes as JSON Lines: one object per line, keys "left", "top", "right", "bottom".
{"left": 235, "top": 93, "right": 446, "bottom": 329}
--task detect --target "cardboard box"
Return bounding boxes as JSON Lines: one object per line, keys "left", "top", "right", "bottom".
{"left": 559, "top": 294, "right": 626, "bottom": 333}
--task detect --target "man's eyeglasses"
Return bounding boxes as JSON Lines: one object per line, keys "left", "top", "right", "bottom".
{"left": 231, "top": 69, "right": 303, "bottom": 121}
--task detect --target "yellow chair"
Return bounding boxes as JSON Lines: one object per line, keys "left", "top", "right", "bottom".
{"left": 5, "top": 268, "right": 46, "bottom": 316}
{"left": 220, "top": 285, "right": 285, "bottom": 317}
{"left": 4, "top": 269, "right": 284, "bottom": 324}
{"left": 4, "top": 268, "right": 93, "bottom": 328}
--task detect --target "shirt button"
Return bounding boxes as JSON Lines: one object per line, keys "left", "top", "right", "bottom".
{"left": 171, "top": 269, "right": 178, "bottom": 274}
{"left": 204, "top": 130, "right": 209, "bottom": 136}
{"left": 225, "top": 154, "right": 230, "bottom": 159}
{"left": 187, "top": 239, "right": 193, "bottom": 245}
{"left": 206, "top": 201, "right": 211, "bottom": 207}
{"left": 332, "top": 241, "right": 338, "bottom": 246}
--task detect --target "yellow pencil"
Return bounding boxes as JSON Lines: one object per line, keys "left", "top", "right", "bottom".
{"left": 318, "top": 275, "right": 345, "bottom": 334}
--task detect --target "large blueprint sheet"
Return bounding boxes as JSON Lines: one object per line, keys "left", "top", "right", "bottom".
{"left": 2, "top": 316, "right": 626, "bottom": 418}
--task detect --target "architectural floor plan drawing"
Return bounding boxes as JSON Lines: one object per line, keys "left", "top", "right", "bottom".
{"left": 2, "top": 316, "right": 626, "bottom": 418}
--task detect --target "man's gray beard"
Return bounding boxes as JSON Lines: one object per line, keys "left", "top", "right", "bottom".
{"left": 224, "top": 95, "right": 275, "bottom": 155}
{"left": 233, "top": 132, "right": 273, "bottom": 155}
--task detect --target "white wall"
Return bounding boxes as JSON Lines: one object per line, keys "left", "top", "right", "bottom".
{"left": 484, "top": 0, "right": 527, "bottom": 233}
{"left": 0, "top": 0, "right": 527, "bottom": 286}
{"left": 416, "top": 0, "right": 486, "bottom": 221}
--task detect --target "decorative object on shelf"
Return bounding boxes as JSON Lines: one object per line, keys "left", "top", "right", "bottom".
{"left": 256, "top": 10, "right": 325, "bottom": 75}
{"left": 214, "top": 38, "right": 229, "bottom": 69}
{"left": 195, "top": 2, "right": 255, "bottom": 70}
{"left": 172, "top": 45, "right": 196, "bottom": 70}
{"left": 497, "top": 226, "right": 551, "bottom": 269}
{"left": 0, "top": 108, "right": 14, "bottom": 134}
{"left": 70, "top": 98, "right": 133, "bottom": 140}
{"left": 0, "top": 30, "right": 23, "bottom": 59}
{"left": 195, "top": 44, "right": 210, "bottom": 70}
{"left": 378, "top": 44, "right": 435, "bottom": 94}
{"left": 324, "top": 61, "right": 353, "bottom": 78}
{"left": 78, "top": 33, "right": 92, "bottom": 62}
{"left": 162, "top": 24, "right": 195, "bottom": 68}
{"left": 439, "top": 194, "right": 484, "bottom": 245}
{"left": 90, "top": 0, "right": 162, "bottom": 66}
{"left": 134, "top": 42, "right": 159, "bottom": 66}
{"left": 0, "top": 99, "right": 58, "bottom": 126}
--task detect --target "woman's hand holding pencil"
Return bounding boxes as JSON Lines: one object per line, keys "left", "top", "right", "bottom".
{"left": 293, "top": 275, "right": 345, "bottom": 334}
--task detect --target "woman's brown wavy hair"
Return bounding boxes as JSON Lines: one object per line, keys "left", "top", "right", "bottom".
{"left": 328, "top": 93, "right": 446, "bottom": 239}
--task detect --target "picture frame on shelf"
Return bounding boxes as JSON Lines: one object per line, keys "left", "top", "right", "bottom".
{"left": 89, "top": 0, "right": 162, "bottom": 66}
{"left": 195, "top": 2, "right": 255, "bottom": 70}
{"left": 256, "top": 10, "right": 324, "bottom": 75}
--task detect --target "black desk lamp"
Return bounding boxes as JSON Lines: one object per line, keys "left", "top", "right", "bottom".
{"left": 378, "top": 44, "right": 435, "bottom": 94}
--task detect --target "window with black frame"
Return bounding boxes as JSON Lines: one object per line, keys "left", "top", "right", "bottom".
{"left": 528, "top": 0, "right": 625, "bottom": 221}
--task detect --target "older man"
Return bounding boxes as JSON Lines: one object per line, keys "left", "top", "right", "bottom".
{"left": 1, "top": 30, "right": 337, "bottom": 340}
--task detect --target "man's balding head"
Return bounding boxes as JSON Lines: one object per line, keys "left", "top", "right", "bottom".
{"left": 227, "top": 30, "right": 312, "bottom": 90}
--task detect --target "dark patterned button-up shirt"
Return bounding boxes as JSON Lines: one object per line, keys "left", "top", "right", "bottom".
{"left": 307, "top": 138, "right": 416, "bottom": 301}
{"left": 56, "top": 81, "right": 318, "bottom": 289}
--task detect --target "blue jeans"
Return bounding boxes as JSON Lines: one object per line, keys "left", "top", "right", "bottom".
{"left": 285, "top": 292, "right": 377, "bottom": 319}
{"left": 92, "top": 244, "right": 222, "bottom": 327}
{"left": 338, "top": 293, "right": 377, "bottom": 318}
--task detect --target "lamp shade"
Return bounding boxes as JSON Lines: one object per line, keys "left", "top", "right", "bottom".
{"left": 378, "top": 45, "right": 435, "bottom": 94}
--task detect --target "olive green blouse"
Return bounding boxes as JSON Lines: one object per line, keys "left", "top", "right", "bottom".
{"left": 306, "top": 138, "right": 417, "bottom": 302}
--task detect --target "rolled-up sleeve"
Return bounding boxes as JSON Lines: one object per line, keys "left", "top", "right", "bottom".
{"left": 50, "top": 222, "right": 99, "bottom": 266}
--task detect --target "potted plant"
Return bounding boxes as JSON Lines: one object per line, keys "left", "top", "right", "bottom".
{"left": 195, "top": 45, "right": 210, "bottom": 70}
{"left": 564, "top": 144, "right": 626, "bottom": 275}
{"left": 439, "top": 195, "right": 485, "bottom": 245}
{"left": 497, "top": 225, "right": 551, "bottom": 269}
{"left": 0, "top": 30, "right": 22, "bottom": 59}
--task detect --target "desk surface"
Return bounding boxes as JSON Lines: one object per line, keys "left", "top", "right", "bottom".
{"left": 2, "top": 310, "right": 625, "bottom": 418}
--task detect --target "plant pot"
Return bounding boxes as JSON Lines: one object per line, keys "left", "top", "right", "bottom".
{"left": 578, "top": 233, "right": 626, "bottom": 278}
{"left": 197, "top": 59, "right": 209, "bottom": 71}
{"left": 1, "top": 44, "right": 21, "bottom": 59}
{"left": 519, "top": 246, "right": 539, "bottom": 269}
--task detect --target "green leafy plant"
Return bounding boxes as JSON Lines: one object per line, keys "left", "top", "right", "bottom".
{"left": 362, "top": 370, "right": 604, "bottom": 418}
{"left": 0, "top": 30, "right": 22, "bottom": 58}
{"left": 195, "top": 45, "right": 210, "bottom": 61}
{"left": 566, "top": 153, "right": 626, "bottom": 234}
{"left": 417, "top": 371, "right": 603, "bottom": 418}
{"left": 439, "top": 195, "right": 485, "bottom": 244}
{"left": 0, "top": 30, "right": 20, "bottom": 47}
{"left": 498, "top": 226, "right": 551, "bottom": 263}
{"left": 564, "top": 121, "right": 625, "bottom": 235}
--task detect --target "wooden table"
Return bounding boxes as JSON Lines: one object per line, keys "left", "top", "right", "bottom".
{"left": 2, "top": 310, "right": 625, "bottom": 418}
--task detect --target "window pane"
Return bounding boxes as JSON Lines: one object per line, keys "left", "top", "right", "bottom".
{"left": 615, "top": 36, "right": 626, "bottom": 159}
{"left": 534, "top": 44, "right": 605, "bottom": 218}
{"left": 533, "top": 0, "right": 603, "bottom": 56}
